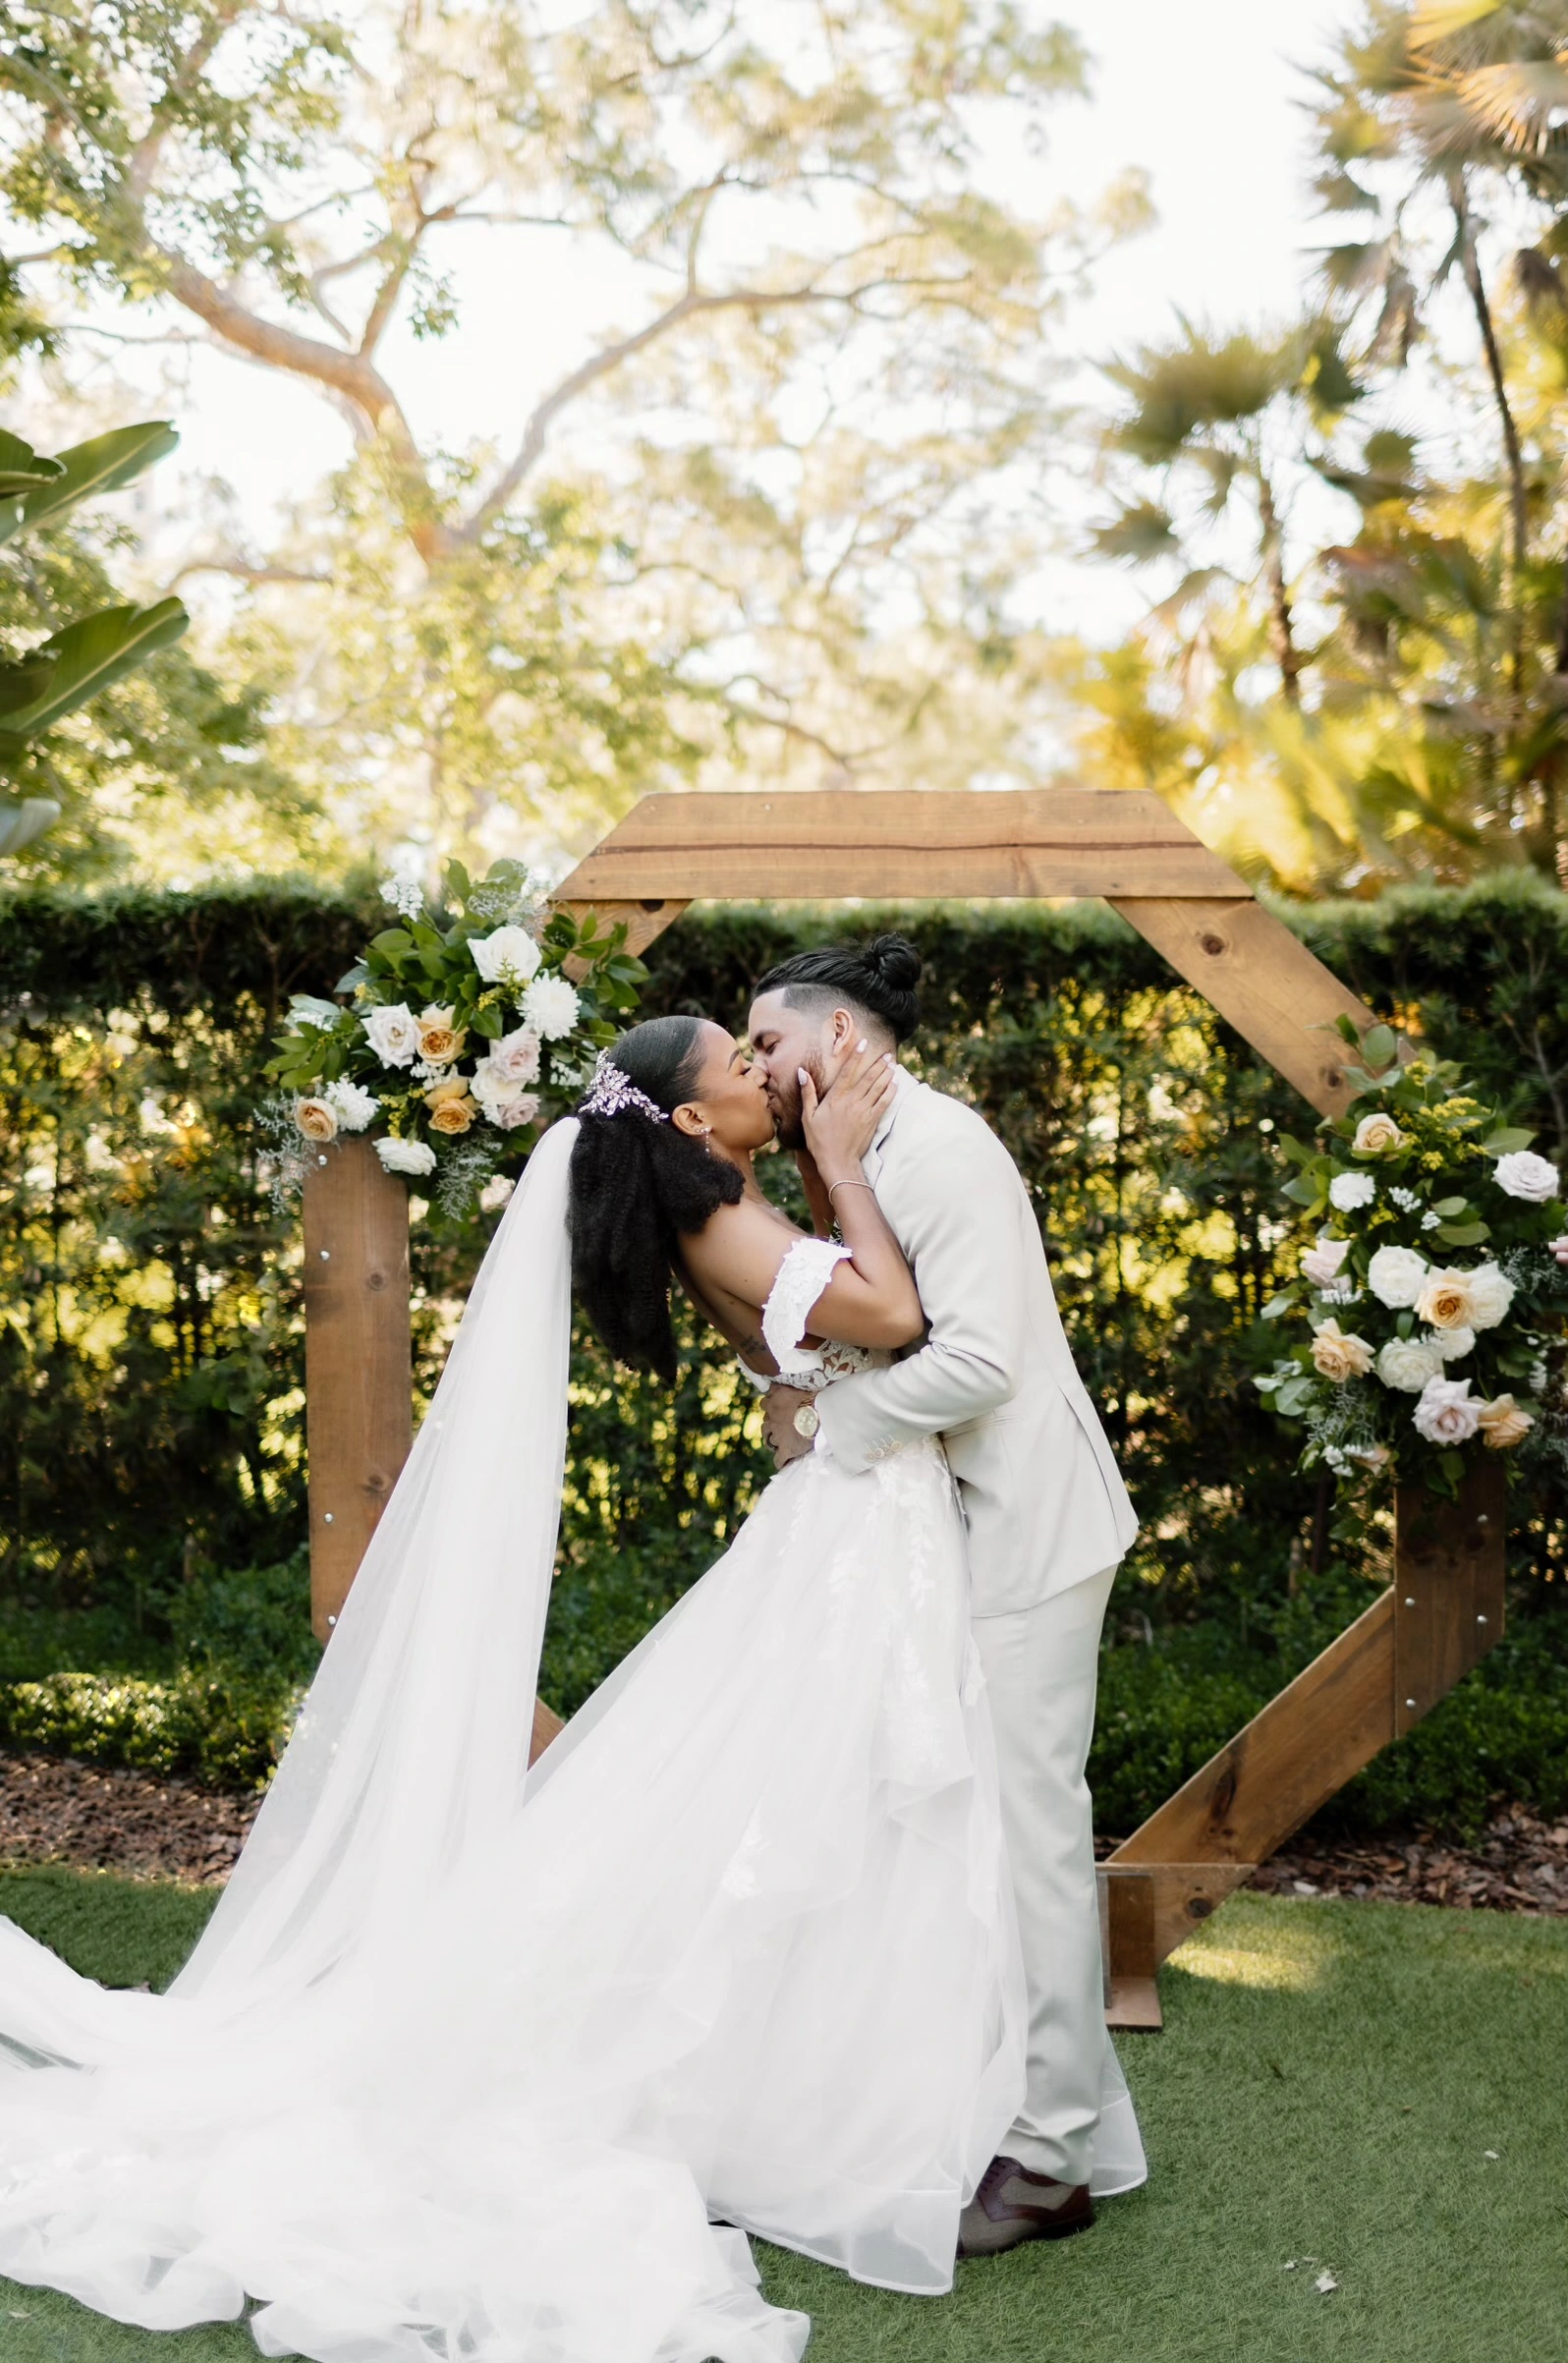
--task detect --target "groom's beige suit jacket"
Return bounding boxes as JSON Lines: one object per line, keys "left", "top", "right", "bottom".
{"left": 814, "top": 1069, "right": 1137, "bottom": 1615}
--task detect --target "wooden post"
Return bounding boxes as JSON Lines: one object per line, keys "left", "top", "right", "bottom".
{"left": 1393, "top": 1458, "right": 1506, "bottom": 1734}
{"left": 303, "top": 1137, "right": 413, "bottom": 1643}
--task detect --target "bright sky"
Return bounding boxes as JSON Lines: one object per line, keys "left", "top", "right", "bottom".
{"left": 108, "top": 0, "right": 1358, "bottom": 645}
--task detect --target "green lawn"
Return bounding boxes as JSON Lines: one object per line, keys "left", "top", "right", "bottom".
{"left": 0, "top": 1868, "right": 1564, "bottom": 2362}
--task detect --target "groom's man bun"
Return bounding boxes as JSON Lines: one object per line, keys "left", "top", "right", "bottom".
{"left": 754, "top": 933, "right": 923, "bottom": 1042}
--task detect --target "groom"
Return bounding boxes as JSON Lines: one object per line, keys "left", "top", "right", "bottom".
{"left": 748, "top": 936, "right": 1142, "bottom": 2254}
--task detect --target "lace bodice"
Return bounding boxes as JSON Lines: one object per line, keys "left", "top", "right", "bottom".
{"left": 738, "top": 1236, "right": 881, "bottom": 1394}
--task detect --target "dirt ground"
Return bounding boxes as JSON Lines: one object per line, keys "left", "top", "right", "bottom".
{"left": 3, "top": 1746, "right": 1566, "bottom": 1914}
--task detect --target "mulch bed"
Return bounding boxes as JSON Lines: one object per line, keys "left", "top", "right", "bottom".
{"left": 3, "top": 1747, "right": 1567, "bottom": 1913}
{"left": 0, "top": 1749, "right": 261, "bottom": 1885}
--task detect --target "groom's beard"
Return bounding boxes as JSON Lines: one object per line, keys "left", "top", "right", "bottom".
{"left": 765, "top": 1051, "right": 826, "bottom": 1150}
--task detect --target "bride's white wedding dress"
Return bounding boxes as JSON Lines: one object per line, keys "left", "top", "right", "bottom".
{"left": 0, "top": 1123, "right": 1143, "bottom": 2362}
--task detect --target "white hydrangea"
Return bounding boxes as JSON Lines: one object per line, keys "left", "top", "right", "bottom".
{"left": 1375, "top": 1336, "right": 1445, "bottom": 1393}
{"left": 323, "top": 1078, "right": 379, "bottom": 1134}
{"left": 1388, "top": 1186, "right": 1421, "bottom": 1213}
{"left": 1493, "top": 1149, "right": 1559, "bottom": 1203}
{"left": 1421, "top": 1210, "right": 1442, "bottom": 1231}
{"left": 1367, "top": 1245, "right": 1428, "bottom": 1309}
{"left": 523, "top": 973, "right": 581, "bottom": 1041}
{"left": 375, "top": 1135, "right": 436, "bottom": 1178}
{"left": 1329, "top": 1171, "right": 1376, "bottom": 1211}
{"left": 470, "top": 925, "right": 541, "bottom": 989}
{"left": 1530, "top": 1358, "right": 1549, "bottom": 1395}
{"left": 379, "top": 874, "right": 423, "bottom": 920}
{"left": 362, "top": 1002, "right": 420, "bottom": 1069}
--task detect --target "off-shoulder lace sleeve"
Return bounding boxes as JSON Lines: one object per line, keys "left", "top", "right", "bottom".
{"left": 761, "top": 1238, "right": 852, "bottom": 1378}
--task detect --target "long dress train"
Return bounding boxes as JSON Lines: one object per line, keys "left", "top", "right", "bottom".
{"left": 0, "top": 1126, "right": 1144, "bottom": 2361}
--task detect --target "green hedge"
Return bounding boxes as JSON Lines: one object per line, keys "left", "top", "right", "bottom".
{"left": 2, "top": 871, "right": 1566, "bottom": 1834}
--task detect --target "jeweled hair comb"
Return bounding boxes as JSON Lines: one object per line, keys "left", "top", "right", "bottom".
{"left": 580, "top": 1055, "right": 668, "bottom": 1123}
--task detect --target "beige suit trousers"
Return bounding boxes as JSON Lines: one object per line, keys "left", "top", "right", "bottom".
{"left": 971, "top": 1565, "right": 1119, "bottom": 2188}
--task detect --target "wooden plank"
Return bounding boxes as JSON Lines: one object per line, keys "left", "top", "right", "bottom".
{"left": 303, "top": 1138, "right": 413, "bottom": 1642}
{"left": 1393, "top": 1461, "right": 1507, "bottom": 1736}
{"left": 1108, "top": 895, "right": 1377, "bottom": 1118}
{"left": 1105, "top": 1979, "right": 1163, "bottom": 2033}
{"left": 554, "top": 789, "right": 1251, "bottom": 903}
{"left": 530, "top": 1697, "right": 565, "bottom": 1766}
{"left": 1108, "top": 1590, "right": 1396, "bottom": 1909}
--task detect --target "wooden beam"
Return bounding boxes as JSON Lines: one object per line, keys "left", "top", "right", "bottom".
{"left": 1107, "top": 895, "right": 1377, "bottom": 1119}
{"left": 1107, "top": 1588, "right": 1396, "bottom": 1941}
{"left": 554, "top": 790, "right": 1251, "bottom": 904}
{"left": 303, "top": 1138, "right": 413, "bottom": 1643}
{"left": 1393, "top": 1459, "right": 1506, "bottom": 1735}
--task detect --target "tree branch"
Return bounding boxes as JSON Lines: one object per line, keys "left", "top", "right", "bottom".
{"left": 156, "top": 254, "right": 454, "bottom": 560}
{"left": 458, "top": 273, "right": 924, "bottom": 544}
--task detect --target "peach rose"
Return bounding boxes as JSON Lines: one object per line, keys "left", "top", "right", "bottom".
{"left": 1478, "top": 1394, "right": 1534, "bottom": 1450}
{"left": 293, "top": 1097, "right": 338, "bottom": 1143}
{"left": 1352, "top": 1112, "right": 1404, "bottom": 1154}
{"left": 427, "top": 1094, "right": 477, "bottom": 1136}
{"left": 417, "top": 1004, "right": 468, "bottom": 1066}
{"left": 1311, "top": 1320, "right": 1374, "bottom": 1381}
{"left": 1414, "top": 1269, "right": 1472, "bottom": 1330}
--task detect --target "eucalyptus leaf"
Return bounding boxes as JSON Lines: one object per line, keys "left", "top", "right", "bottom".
{"left": 1362, "top": 1024, "right": 1397, "bottom": 1068}
{"left": 1281, "top": 1175, "right": 1321, "bottom": 1207}
{"left": 1431, "top": 1197, "right": 1469, "bottom": 1217}
{"left": 1261, "top": 1292, "right": 1298, "bottom": 1321}
{"left": 1483, "top": 1127, "right": 1536, "bottom": 1156}
{"left": 1434, "top": 1220, "right": 1490, "bottom": 1247}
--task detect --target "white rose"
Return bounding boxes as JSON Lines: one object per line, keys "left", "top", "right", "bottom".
{"left": 374, "top": 1135, "right": 436, "bottom": 1178}
{"left": 472, "top": 1057, "right": 539, "bottom": 1131}
{"left": 1301, "top": 1234, "right": 1351, "bottom": 1287}
{"left": 486, "top": 1024, "right": 541, "bottom": 1090}
{"left": 1413, "top": 1375, "right": 1481, "bottom": 1446}
{"left": 1329, "top": 1171, "right": 1376, "bottom": 1211}
{"left": 323, "top": 1078, "right": 379, "bottom": 1134}
{"left": 1432, "top": 1324, "right": 1475, "bottom": 1363}
{"left": 1352, "top": 1112, "right": 1404, "bottom": 1154}
{"left": 362, "top": 1002, "right": 420, "bottom": 1070}
{"left": 1493, "top": 1150, "right": 1559, "bottom": 1204}
{"left": 1367, "top": 1245, "right": 1428, "bottom": 1310}
{"left": 523, "top": 974, "right": 581, "bottom": 1041}
{"left": 1464, "top": 1263, "right": 1515, "bottom": 1332}
{"left": 470, "top": 925, "right": 542, "bottom": 989}
{"left": 1375, "top": 1336, "right": 1445, "bottom": 1393}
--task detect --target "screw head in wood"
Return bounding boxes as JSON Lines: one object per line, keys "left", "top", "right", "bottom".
{"left": 323, "top": 1512, "right": 334, "bottom": 1524}
{"left": 1477, "top": 1513, "right": 1489, "bottom": 1525}
{"left": 317, "top": 1154, "right": 328, "bottom": 1166}
{"left": 320, "top": 1249, "right": 330, "bottom": 1260}
{"left": 1477, "top": 1614, "right": 1488, "bottom": 1625}
{"left": 1405, "top": 1697, "right": 1417, "bottom": 1710}
{"left": 1404, "top": 1597, "right": 1416, "bottom": 1607}
{"left": 327, "top": 1614, "right": 337, "bottom": 1626}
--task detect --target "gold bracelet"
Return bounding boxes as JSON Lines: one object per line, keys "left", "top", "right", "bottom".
{"left": 827, "top": 1178, "right": 875, "bottom": 1203}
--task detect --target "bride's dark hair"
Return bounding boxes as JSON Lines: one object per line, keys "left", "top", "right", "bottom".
{"left": 568, "top": 1015, "right": 744, "bottom": 1381}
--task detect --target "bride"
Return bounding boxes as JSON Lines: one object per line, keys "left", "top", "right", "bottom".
{"left": 0, "top": 1013, "right": 1139, "bottom": 2363}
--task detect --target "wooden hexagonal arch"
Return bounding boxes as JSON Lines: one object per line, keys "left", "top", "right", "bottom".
{"left": 303, "top": 790, "right": 1505, "bottom": 2028}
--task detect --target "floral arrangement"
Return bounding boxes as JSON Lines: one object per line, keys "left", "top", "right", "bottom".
{"left": 1256, "top": 1018, "right": 1568, "bottom": 1498}
{"left": 264, "top": 858, "right": 645, "bottom": 1220}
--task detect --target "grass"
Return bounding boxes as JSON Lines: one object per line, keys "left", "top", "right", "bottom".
{"left": 0, "top": 1872, "right": 1564, "bottom": 2361}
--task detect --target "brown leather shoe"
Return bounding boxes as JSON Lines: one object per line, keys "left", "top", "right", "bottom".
{"left": 956, "top": 2156, "right": 1094, "bottom": 2258}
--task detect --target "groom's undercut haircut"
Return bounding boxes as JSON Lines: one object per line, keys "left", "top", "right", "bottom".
{"left": 755, "top": 934, "right": 922, "bottom": 1044}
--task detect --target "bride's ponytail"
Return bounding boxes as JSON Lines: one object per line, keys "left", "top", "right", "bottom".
{"left": 568, "top": 1016, "right": 743, "bottom": 1381}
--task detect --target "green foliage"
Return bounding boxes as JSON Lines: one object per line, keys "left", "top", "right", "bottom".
{"left": 0, "top": 423, "right": 191, "bottom": 858}
{"left": 0, "top": 876, "right": 1565, "bottom": 1832}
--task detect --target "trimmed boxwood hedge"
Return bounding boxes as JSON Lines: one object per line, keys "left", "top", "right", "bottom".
{"left": 1, "top": 869, "right": 1565, "bottom": 1834}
